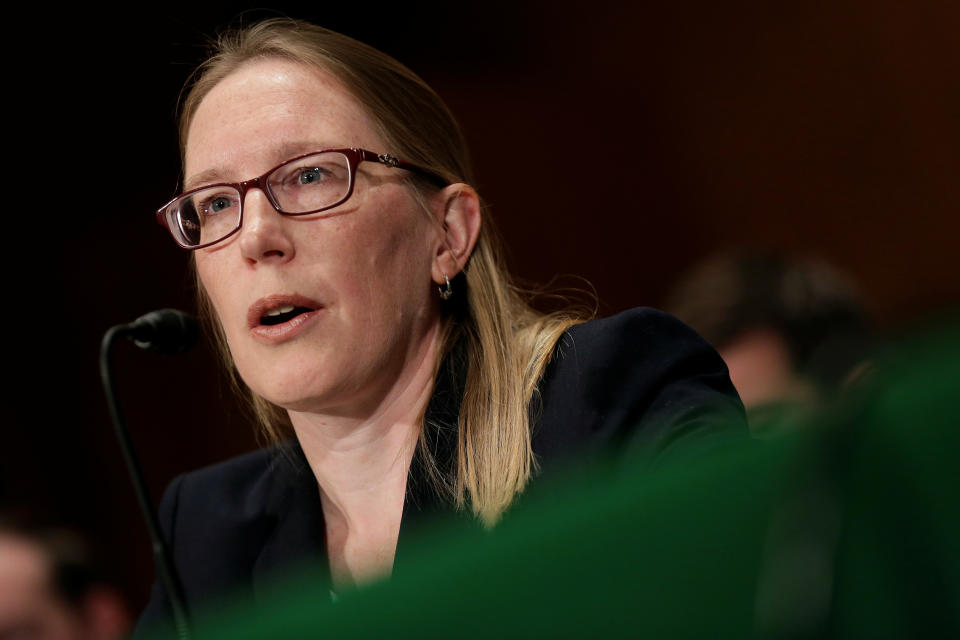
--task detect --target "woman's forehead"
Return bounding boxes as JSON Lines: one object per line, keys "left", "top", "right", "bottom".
{"left": 184, "top": 58, "right": 382, "bottom": 179}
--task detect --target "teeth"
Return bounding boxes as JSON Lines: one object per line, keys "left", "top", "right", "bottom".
{"left": 265, "top": 305, "right": 295, "bottom": 317}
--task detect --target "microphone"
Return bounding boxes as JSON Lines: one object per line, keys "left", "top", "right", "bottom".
{"left": 100, "top": 310, "right": 196, "bottom": 639}
{"left": 125, "top": 309, "right": 199, "bottom": 355}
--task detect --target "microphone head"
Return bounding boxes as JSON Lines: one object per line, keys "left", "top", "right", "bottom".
{"left": 128, "top": 309, "right": 199, "bottom": 355}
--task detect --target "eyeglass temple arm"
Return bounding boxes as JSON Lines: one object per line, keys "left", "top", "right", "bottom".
{"left": 357, "top": 149, "right": 449, "bottom": 187}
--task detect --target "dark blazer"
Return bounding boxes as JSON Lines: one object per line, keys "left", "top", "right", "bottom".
{"left": 135, "top": 308, "right": 746, "bottom": 635}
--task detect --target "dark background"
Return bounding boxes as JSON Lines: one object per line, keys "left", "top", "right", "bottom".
{"left": 5, "top": 1, "right": 959, "bottom": 614}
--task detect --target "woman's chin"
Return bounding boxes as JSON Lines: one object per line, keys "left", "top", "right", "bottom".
{"left": 254, "top": 379, "right": 366, "bottom": 417}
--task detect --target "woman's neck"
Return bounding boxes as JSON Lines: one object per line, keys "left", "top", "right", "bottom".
{"left": 286, "top": 323, "right": 443, "bottom": 587}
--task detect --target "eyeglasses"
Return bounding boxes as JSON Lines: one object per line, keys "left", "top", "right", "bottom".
{"left": 156, "top": 148, "right": 448, "bottom": 250}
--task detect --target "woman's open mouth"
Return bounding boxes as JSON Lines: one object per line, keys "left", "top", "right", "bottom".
{"left": 259, "top": 305, "right": 315, "bottom": 326}
{"left": 248, "top": 295, "right": 324, "bottom": 343}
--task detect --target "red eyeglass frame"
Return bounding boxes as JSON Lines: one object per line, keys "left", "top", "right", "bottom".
{"left": 155, "top": 147, "right": 449, "bottom": 250}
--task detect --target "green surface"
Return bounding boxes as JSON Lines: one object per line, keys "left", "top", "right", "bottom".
{"left": 147, "top": 323, "right": 960, "bottom": 639}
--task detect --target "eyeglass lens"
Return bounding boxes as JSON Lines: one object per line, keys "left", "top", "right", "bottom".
{"left": 165, "top": 151, "right": 354, "bottom": 247}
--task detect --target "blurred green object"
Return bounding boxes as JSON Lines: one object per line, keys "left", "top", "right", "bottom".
{"left": 147, "top": 322, "right": 960, "bottom": 639}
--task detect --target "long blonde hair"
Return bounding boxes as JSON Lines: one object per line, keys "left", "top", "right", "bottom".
{"left": 180, "top": 18, "right": 590, "bottom": 526}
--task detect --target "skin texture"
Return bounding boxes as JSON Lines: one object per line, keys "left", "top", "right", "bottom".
{"left": 186, "top": 58, "right": 480, "bottom": 587}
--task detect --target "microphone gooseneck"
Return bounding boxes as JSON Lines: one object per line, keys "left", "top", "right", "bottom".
{"left": 100, "top": 310, "right": 196, "bottom": 640}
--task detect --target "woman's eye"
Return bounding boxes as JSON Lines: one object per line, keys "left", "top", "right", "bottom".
{"left": 209, "top": 197, "right": 232, "bottom": 211}
{"left": 298, "top": 167, "right": 325, "bottom": 185}
{"left": 198, "top": 194, "right": 236, "bottom": 215}
{"left": 271, "top": 159, "right": 345, "bottom": 194}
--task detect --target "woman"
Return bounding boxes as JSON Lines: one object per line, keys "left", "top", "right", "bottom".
{"left": 139, "top": 17, "right": 745, "bottom": 632}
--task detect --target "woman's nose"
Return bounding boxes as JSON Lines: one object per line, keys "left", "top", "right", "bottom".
{"left": 238, "top": 189, "right": 296, "bottom": 264}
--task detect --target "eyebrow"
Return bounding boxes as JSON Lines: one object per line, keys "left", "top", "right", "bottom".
{"left": 183, "top": 141, "right": 348, "bottom": 191}
{"left": 183, "top": 168, "right": 228, "bottom": 191}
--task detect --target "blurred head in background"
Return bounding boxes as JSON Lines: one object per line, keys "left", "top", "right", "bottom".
{"left": 0, "top": 519, "right": 131, "bottom": 640}
{"left": 665, "top": 250, "right": 874, "bottom": 429}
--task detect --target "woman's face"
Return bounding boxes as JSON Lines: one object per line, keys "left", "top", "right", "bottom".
{"left": 186, "top": 58, "right": 444, "bottom": 417}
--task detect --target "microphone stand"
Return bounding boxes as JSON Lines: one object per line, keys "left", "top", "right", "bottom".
{"left": 100, "top": 318, "right": 192, "bottom": 640}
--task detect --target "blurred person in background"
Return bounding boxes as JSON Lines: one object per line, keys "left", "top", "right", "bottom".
{"left": 665, "top": 250, "right": 875, "bottom": 432}
{"left": 0, "top": 518, "right": 131, "bottom": 640}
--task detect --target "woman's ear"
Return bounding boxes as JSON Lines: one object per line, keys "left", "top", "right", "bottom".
{"left": 431, "top": 183, "right": 481, "bottom": 284}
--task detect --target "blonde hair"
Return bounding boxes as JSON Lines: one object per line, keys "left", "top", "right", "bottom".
{"left": 181, "top": 18, "right": 591, "bottom": 526}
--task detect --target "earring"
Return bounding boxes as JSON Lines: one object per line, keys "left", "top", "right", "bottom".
{"left": 439, "top": 273, "right": 453, "bottom": 300}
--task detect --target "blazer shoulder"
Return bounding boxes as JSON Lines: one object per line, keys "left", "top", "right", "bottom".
{"left": 552, "top": 306, "right": 729, "bottom": 399}
{"left": 563, "top": 306, "right": 708, "bottom": 358}
{"left": 177, "top": 447, "right": 282, "bottom": 490}
{"left": 168, "top": 444, "right": 309, "bottom": 523}
{"left": 533, "top": 307, "right": 746, "bottom": 465}
{"left": 137, "top": 445, "right": 318, "bottom": 635}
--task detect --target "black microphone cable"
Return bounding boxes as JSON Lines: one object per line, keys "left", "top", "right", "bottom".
{"left": 100, "top": 309, "right": 197, "bottom": 640}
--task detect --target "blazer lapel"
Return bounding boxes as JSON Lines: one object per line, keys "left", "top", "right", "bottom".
{"left": 250, "top": 443, "right": 331, "bottom": 600}
{"left": 395, "top": 342, "right": 471, "bottom": 569}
